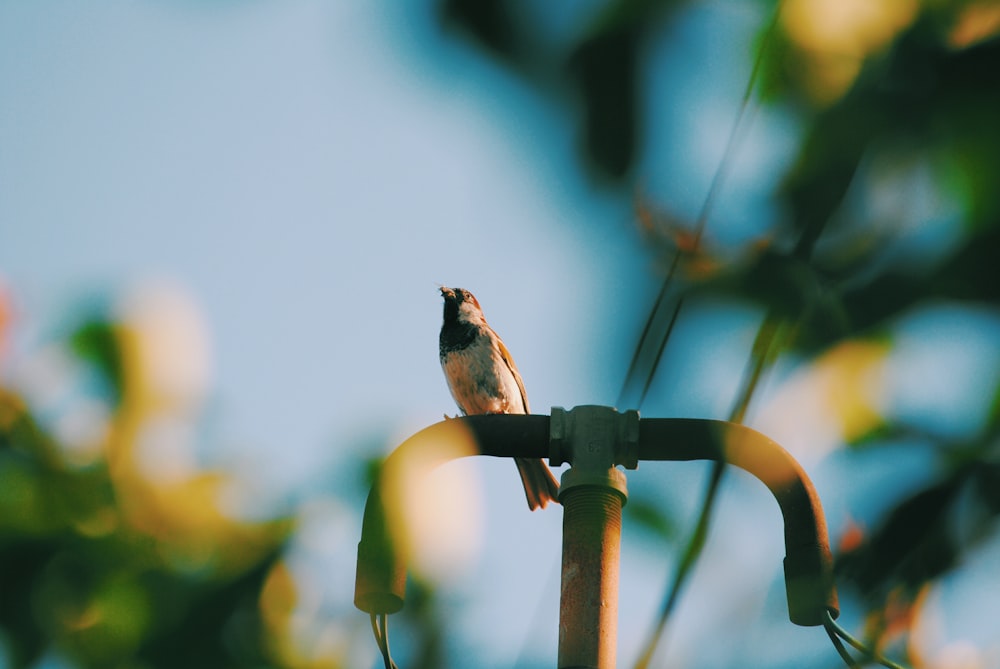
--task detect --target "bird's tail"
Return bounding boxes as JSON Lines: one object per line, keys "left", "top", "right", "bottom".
{"left": 514, "top": 458, "right": 560, "bottom": 511}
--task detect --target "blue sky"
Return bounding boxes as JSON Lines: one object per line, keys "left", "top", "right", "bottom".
{"left": 0, "top": 3, "right": 659, "bottom": 665}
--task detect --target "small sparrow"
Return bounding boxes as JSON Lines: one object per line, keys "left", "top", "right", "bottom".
{"left": 438, "top": 286, "right": 559, "bottom": 510}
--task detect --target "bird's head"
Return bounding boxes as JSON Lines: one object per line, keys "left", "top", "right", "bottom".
{"left": 440, "top": 286, "right": 485, "bottom": 325}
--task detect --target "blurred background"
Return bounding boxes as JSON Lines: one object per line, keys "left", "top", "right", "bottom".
{"left": 2, "top": 1, "right": 999, "bottom": 667}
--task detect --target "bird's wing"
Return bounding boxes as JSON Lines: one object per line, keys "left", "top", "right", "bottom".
{"left": 495, "top": 329, "right": 530, "bottom": 414}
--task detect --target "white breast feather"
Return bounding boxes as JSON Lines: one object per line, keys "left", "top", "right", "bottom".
{"left": 442, "top": 334, "right": 526, "bottom": 415}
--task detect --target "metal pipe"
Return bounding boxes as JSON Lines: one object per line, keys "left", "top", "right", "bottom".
{"left": 355, "top": 410, "right": 838, "bottom": 631}
{"left": 354, "top": 415, "right": 550, "bottom": 614}
{"left": 553, "top": 405, "right": 633, "bottom": 669}
{"left": 559, "top": 484, "right": 625, "bottom": 668}
{"left": 636, "top": 418, "right": 839, "bottom": 625}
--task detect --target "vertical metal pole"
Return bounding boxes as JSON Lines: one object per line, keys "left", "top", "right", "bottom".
{"left": 551, "top": 406, "right": 633, "bottom": 669}
{"left": 559, "top": 483, "right": 626, "bottom": 668}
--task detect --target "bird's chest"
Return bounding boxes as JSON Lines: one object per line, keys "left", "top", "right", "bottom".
{"left": 441, "top": 335, "right": 524, "bottom": 414}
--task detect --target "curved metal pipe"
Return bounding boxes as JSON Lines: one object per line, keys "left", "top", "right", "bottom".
{"left": 354, "top": 415, "right": 549, "bottom": 614}
{"left": 354, "top": 410, "right": 838, "bottom": 626}
{"left": 636, "top": 418, "right": 839, "bottom": 626}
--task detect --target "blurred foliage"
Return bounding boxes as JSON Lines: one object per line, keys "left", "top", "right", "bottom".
{"left": 0, "top": 308, "right": 294, "bottom": 669}
{"left": 440, "top": 0, "right": 1000, "bottom": 664}
{"left": 70, "top": 321, "right": 125, "bottom": 406}
{"left": 441, "top": 0, "right": 684, "bottom": 180}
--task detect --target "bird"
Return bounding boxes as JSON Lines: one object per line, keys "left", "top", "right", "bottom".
{"left": 438, "top": 286, "right": 560, "bottom": 510}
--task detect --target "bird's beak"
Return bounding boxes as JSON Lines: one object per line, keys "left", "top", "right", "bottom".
{"left": 439, "top": 286, "right": 454, "bottom": 298}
